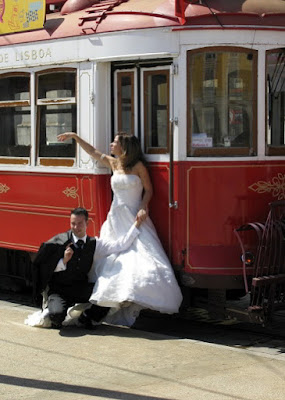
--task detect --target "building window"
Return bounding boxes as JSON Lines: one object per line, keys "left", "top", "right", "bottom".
{"left": 143, "top": 69, "right": 169, "bottom": 154}
{"left": 37, "top": 70, "right": 76, "bottom": 165}
{"left": 0, "top": 74, "right": 30, "bottom": 163}
{"left": 266, "top": 49, "right": 285, "bottom": 155}
{"left": 187, "top": 47, "right": 257, "bottom": 157}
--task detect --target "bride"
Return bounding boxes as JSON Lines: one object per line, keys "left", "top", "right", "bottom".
{"left": 57, "top": 132, "right": 183, "bottom": 326}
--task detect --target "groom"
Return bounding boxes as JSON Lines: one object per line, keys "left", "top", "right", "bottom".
{"left": 33, "top": 207, "right": 140, "bottom": 329}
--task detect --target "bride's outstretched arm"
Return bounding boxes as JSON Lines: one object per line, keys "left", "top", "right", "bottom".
{"left": 57, "top": 132, "right": 114, "bottom": 169}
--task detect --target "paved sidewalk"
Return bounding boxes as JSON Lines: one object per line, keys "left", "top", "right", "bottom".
{"left": 1, "top": 300, "right": 285, "bottom": 400}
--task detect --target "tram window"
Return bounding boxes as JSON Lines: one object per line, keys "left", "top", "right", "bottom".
{"left": 143, "top": 70, "right": 169, "bottom": 154}
{"left": 116, "top": 71, "right": 135, "bottom": 135}
{"left": 38, "top": 72, "right": 75, "bottom": 99}
{"left": 187, "top": 48, "right": 257, "bottom": 157}
{"left": 266, "top": 49, "right": 285, "bottom": 155}
{"left": 37, "top": 71, "right": 76, "bottom": 163}
{"left": 38, "top": 104, "right": 76, "bottom": 157}
{"left": 0, "top": 75, "right": 31, "bottom": 160}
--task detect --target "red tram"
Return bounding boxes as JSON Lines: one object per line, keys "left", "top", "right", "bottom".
{"left": 0, "top": 0, "right": 285, "bottom": 322}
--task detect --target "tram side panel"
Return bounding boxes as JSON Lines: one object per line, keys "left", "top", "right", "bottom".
{"left": 148, "top": 163, "right": 171, "bottom": 256}
{"left": 0, "top": 172, "right": 111, "bottom": 285}
{"left": 148, "top": 161, "right": 285, "bottom": 292}
{"left": 176, "top": 161, "right": 285, "bottom": 290}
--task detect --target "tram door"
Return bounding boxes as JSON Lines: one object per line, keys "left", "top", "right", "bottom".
{"left": 113, "top": 62, "right": 173, "bottom": 257}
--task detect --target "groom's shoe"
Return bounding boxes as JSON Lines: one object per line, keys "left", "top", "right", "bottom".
{"left": 51, "top": 323, "right": 62, "bottom": 329}
{"left": 77, "top": 312, "right": 96, "bottom": 330}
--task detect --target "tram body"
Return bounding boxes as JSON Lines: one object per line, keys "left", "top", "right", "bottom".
{"left": 0, "top": 0, "right": 285, "bottom": 317}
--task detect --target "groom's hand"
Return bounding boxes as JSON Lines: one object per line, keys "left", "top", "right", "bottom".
{"left": 63, "top": 243, "right": 74, "bottom": 265}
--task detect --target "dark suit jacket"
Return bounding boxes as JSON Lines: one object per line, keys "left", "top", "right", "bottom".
{"left": 33, "top": 231, "right": 96, "bottom": 298}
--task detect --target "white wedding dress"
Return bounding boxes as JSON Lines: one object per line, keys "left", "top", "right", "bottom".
{"left": 88, "top": 172, "right": 183, "bottom": 326}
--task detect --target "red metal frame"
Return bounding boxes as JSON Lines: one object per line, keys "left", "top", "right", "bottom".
{"left": 0, "top": 172, "right": 111, "bottom": 252}
{"left": 148, "top": 160, "right": 285, "bottom": 287}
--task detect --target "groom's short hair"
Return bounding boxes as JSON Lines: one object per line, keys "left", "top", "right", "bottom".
{"left": 71, "top": 207, "right": 89, "bottom": 221}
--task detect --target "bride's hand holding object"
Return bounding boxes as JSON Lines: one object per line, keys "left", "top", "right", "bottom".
{"left": 136, "top": 208, "right": 148, "bottom": 223}
{"left": 134, "top": 219, "right": 142, "bottom": 228}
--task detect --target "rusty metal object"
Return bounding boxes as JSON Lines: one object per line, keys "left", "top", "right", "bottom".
{"left": 235, "top": 200, "right": 285, "bottom": 324}
{"left": 250, "top": 201, "right": 285, "bottom": 321}
{"left": 234, "top": 222, "right": 265, "bottom": 293}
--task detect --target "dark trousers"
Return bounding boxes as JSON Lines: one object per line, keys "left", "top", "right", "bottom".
{"left": 48, "top": 282, "right": 109, "bottom": 327}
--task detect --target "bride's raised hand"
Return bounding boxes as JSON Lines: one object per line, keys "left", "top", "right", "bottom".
{"left": 57, "top": 132, "right": 77, "bottom": 142}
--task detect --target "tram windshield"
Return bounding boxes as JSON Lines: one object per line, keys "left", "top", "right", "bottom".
{"left": 187, "top": 48, "right": 257, "bottom": 157}
{"left": 266, "top": 49, "right": 285, "bottom": 155}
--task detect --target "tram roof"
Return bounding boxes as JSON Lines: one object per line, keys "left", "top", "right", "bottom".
{"left": 0, "top": 0, "right": 284, "bottom": 47}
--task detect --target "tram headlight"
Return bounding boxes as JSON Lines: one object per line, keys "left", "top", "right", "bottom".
{"left": 241, "top": 251, "right": 255, "bottom": 266}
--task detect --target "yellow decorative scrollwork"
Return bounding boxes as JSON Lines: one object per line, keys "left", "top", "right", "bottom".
{"left": 0, "top": 183, "right": 10, "bottom": 194}
{"left": 249, "top": 173, "right": 285, "bottom": 200}
{"left": 63, "top": 187, "right": 78, "bottom": 199}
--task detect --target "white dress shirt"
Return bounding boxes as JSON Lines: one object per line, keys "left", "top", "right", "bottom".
{"left": 54, "top": 223, "right": 140, "bottom": 272}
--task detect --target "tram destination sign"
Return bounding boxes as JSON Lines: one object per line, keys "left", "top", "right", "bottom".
{"left": 0, "top": 0, "right": 46, "bottom": 35}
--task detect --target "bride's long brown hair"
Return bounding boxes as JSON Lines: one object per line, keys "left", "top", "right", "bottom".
{"left": 116, "top": 133, "right": 147, "bottom": 171}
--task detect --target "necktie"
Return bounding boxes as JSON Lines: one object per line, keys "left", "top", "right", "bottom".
{"left": 77, "top": 239, "right": 84, "bottom": 249}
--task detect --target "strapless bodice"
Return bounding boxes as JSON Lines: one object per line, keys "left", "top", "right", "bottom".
{"left": 110, "top": 173, "right": 143, "bottom": 211}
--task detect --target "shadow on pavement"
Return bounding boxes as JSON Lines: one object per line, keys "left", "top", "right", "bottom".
{"left": 0, "top": 374, "right": 173, "bottom": 400}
